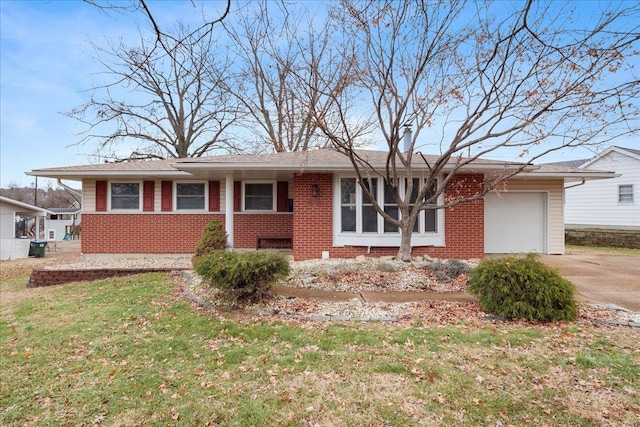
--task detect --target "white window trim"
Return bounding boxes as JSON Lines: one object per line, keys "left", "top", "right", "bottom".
{"left": 242, "top": 181, "right": 276, "bottom": 212}
{"left": 108, "top": 181, "right": 142, "bottom": 211}
{"left": 333, "top": 175, "right": 445, "bottom": 247}
{"left": 174, "top": 181, "right": 208, "bottom": 212}
{"left": 618, "top": 184, "right": 634, "bottom": 204}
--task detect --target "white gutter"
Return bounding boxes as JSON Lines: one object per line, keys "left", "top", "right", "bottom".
{"left": 515, "top": 171, "right": 618, "bottom": 179}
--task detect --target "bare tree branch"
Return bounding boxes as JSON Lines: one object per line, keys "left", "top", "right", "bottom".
{"left": 67, "top": 22, "right": 241, "bottom": 160}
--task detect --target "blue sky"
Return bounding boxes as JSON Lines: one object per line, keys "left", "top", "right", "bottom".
{"left": 1, "top": 0, "right": 222, "bottom": 188}
{"left": 1, "top": 1, "right": 133, "bottom": 187}
{"left": 1, "top": 1, "right": 638, "bottom": 189}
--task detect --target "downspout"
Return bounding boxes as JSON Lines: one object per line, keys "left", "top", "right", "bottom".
{"left": 564, "top": 178, "right": 586, "bottom": 190}
{"left": 57, "top": 179, "right": 83, "bottom": 205}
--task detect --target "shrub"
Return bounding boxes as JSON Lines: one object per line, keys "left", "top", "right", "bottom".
{"left": 430, "top": 259, "right": 470, "bottom": 283}
{"left": 468, "top": 253, "right": 577, "bottom": 322}
{"left": 193, "top": 220, "right": 228, "bottom": 264}
{"left": 194, "top": 251, "right": 290, "bottom": 306}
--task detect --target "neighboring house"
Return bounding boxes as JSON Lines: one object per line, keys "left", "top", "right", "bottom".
{"left": 27, "top": 149, "right": 614, "bottom": 260}
{"left": 559, "top": 146, "right": 640, "bottom": 229}
{"left": 46, "top": 208, "right": 82, "bottom": 241}
{"left": 0, "top": 196, "right": 52, "bottom": 260}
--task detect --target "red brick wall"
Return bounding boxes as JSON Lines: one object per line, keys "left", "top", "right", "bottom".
{"left": 292, "top": 173, "right": 484, "bottom": 260}
{"left": 234, "top": 214, "right": 293, "bottom": 248}
{"left": 81, "top": 213, "right": 293, "bottom": 254}
{"left": 82, "top": 214, "right": 225, "bottom": 254}
{"left": 293, "top": 173, "right": 334, "bottom": 260}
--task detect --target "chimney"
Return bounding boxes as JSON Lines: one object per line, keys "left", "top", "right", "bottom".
{"left": 403, "top": 122, "right": 412, "bottom": 153}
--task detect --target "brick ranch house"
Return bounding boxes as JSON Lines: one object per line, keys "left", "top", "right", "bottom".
{"left": 27, "top": 149, "right": 614, "bottom": 260}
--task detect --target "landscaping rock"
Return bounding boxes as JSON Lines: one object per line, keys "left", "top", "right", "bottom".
{"left": 378, "top": 260, "right": 403, "bottom": 272}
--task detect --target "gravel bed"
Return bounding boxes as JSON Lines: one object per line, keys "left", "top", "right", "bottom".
{"left": 44, "top": 256, "right": 193, "bottom": 270}
{"left": 47, "top": 255, "right": 640, "bottom": 325}
{"left": 283, "top": 257, "right": 472, "bottom": 293}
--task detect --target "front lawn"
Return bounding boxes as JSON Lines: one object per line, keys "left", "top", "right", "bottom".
{"left": 1, "top": 273, "right": 638, "bottom": 426}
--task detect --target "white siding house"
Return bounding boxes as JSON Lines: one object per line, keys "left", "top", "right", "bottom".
{"left": 46, "top": 208, "right": 81, "bottom": 241}
{"left": 0, "top": 196, "right": 52, "bottom": 260}
{"left": 564, "top": 146, "right": 640, "bottom": 228}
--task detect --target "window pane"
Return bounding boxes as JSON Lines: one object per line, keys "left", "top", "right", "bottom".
{"left": 362, "top": 178, "right": 377, "bottom": 232}
{"left": 384, "top": 181, "right": 397, "bottom": 233}
{"left": 245, "top": 196, "right": 273, "bottom": 210}
{"left": 341, "top": 178, "right": 356, "bottom": 205}
{"left": 246, "top": 183, "right": 273, "bottom": 197}
{"left": 362, "top": 178, "right": 377, "bottom": 203}
{"left": 408, "top": 179, "right": 420, "bottom": 233}
{"left": 619, "top": 185, "right": 634, "bottom": 203}
{"left": 112, "top": 183, "right": 139, "bottom": 196}
{"left": 177, "top": 183, "right": 204, "bottom": 196}
{"left": 362, "top": 205, "right": 378, "bottom": 232}
{"left": 425, "top": 209, "right": 436, "bottom": 232}
{"left": 424, "top": 182, "right": 437, "bottom": 203}
{"left": 384, "top": 206, "right": 398, "bottom": 233}
{"left": 341, "top": 207, "right": 356, "bottom": 232}
{"left": 409, "top": 178, "right": 420, "bottom": 204}
{"left": 111, "top": 183, "right": 139, "bottom": 210}
{"left": 384, "top": 181, "right": 397, "bottom": 204}
{"left": 176, "top": 183, "right": 205, "bottom": 210}
{"left": 178, "top": 198, "right": 205, "bottom": 210}
{"left": 245, "top": 183, "right": 273, "bottom": 210}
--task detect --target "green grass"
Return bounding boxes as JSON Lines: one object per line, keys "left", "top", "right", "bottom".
{"left": 2, "top": 273, "right": 639, "bottom": 426}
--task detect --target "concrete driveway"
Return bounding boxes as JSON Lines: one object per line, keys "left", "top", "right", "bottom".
{"left": 540, "top": 252, "right": 640, "bottom": 313}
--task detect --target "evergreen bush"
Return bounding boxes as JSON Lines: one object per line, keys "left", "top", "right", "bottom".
{"left": 194, "top": 251, "right": 290, "bottom": 306}
{"left": 468, "top": 253, "right": 577, "bottom": 322}
{"left": 430, "top": 259, "right": 470, "bottom": 283}
{"left": 193, "top": 220, "right": 228, "bottom": 264}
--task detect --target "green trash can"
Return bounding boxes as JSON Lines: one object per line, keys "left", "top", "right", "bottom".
{"left": 29, "top": 241, "right": 47, "bottom": 258}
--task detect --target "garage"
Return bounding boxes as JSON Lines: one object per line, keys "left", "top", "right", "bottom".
{"left": 484, "top": 192, "right": 547, "bottom": 254}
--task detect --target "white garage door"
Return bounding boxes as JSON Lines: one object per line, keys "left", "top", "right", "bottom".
{"left": 485, "top": 192, "right": 547, "bottom": 253}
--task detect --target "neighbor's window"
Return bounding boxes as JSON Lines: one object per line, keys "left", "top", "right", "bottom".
{"left": 619, "top": 184, "right": 634, "bottom": 203}
{"left": 176, "top": 183, "right": 205, "bottom": 210}
{"left": 111, "top": 183, "right": 140, "bottom": 210}
{"left": 244, "top": 183, "right": 274, "bottom": 210}
{"left": 339, "top": 177, "right": 438, "bottom": 235}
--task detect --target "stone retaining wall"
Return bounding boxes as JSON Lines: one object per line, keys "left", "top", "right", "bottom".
{"left": 27, "top": 267, "right": 188, "bottom": 288}
{"left": 565, "top": 227, "right": 640, "bottom": 249}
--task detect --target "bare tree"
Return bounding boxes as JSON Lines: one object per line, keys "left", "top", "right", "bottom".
{"left": 0, "top": 184, "right": 79, "bottom": 209}
{"left": 224, "top": 1, "right": 360, "bottom": 153}
{"left": 69, "top": 17, "right": 239, "bottom": 160}
{"left": 314, "top": 0, "right": 640, "bottom": 260}
{"left": 84, "top": 0, "right": 231, "bottom": 55}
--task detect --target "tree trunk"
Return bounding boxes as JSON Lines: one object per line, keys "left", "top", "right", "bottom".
{"left": 397, "top": 224, "right": 414, "bottom": 262}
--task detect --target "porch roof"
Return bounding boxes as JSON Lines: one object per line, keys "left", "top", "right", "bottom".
{"left": 0, "top": 196, "right": 54, "bottom": 216}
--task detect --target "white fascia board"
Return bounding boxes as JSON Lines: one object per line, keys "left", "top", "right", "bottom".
{"left": 515, "top": 171, "right": 618, "bottom": 180}
{"left": 26, "top": 170, "right": 193, "bottom": 180}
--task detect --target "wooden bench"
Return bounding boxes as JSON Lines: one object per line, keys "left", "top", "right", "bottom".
{"left": 256, "top": 235, "right": 293, "bottom": 250}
